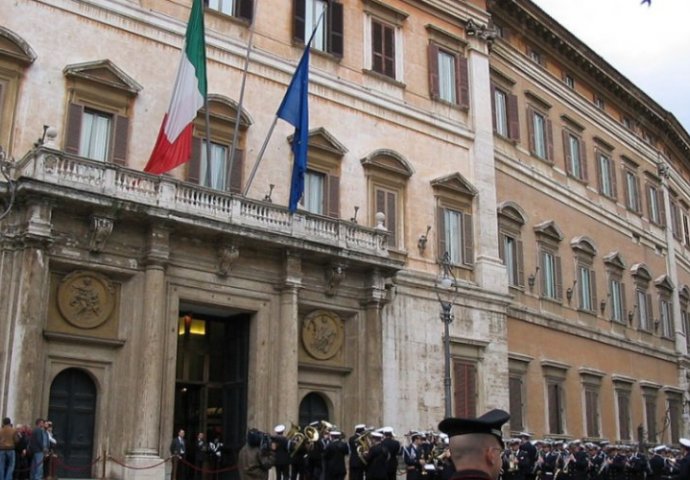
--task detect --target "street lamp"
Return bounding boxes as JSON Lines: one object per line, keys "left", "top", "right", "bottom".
{"left": 435, "top": 251, "right": 459, "bottom": 419}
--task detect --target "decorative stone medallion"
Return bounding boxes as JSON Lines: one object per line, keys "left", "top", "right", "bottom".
{"left": 57, "top": 271, "right": 115, "bottom": 329}
{"left": 301, "top": 310, "right": 344, "bottom": 360}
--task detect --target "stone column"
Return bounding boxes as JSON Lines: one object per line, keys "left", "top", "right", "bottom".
{"left": 276, "top": 251, "right": 301, "bottom": 423}
{"left": 124, "top": 225, "right": 169, "bottom": 480}
{"left": 361, "top": 269, "right": 387, "bottom": 426}
{"left": 466, "top": 37, "right": 508, "bottom": 294}
{"left": 2, "top": 200, "right": 53, "bottom": 420}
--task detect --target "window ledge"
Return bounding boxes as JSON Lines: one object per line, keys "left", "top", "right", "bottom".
{"left": 362, "top": 69, "right": 406, "bottom": 89}
{"left": 567, "top": 174, "right": 588, "bottom": 186}
{"left": 431, "top": 96, "right": 468, "bottom": 112}
{"left": 204, "top": 8, "right": 251, "bottom": 27}
{"left": 529, "top": 152, "right": 554, "bottom": 165}
{"left": 494, "top": 133, "right": 519, "bottom": 145}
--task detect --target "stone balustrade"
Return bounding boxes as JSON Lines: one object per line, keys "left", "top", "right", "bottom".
{"left": 14, "top": 147, "right": 389, "bottom": 258}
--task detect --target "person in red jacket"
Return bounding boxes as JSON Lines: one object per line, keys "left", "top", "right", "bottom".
{"left": 438, "top": 409, "right": 510, "bottom": 480}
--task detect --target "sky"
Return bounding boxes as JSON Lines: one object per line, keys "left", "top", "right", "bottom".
{"left": 530, "top": 0, "right": 690, "bottom": 135}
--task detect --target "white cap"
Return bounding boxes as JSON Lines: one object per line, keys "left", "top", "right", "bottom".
{"left": 680, "top": 438, "right": 690, "bottom": 448}
{"left": 355, "top": 424, "right": 366, "bottom": 431}
{"left": 653, "top": 445, "right": 667, "bottom": 453}
{"left": 518, "top": 432, "right": 531, "bottom": 438}
{"left": 274, "top": 424, "right": 286, "bottom": 433}
{"left": 382, "top": 427, "right": 393, "bottom": 435}
{"left": 331, "top": 431, "right": 342, "bottom": 437}
{"left": 371, "top": 431, "right": 383, "bottom": 439}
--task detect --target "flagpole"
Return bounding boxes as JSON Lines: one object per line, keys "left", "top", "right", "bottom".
{"left": 228, "top": 0, "right": 260, "bottom": 191}
{"left": 242, "top": 6, "right": 327, "bottom": 198}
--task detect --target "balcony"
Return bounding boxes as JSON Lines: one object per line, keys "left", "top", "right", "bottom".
{"left": 11, "top": 146, "right": 396, "bottom": 266}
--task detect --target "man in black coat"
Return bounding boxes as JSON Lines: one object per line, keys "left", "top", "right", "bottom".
{"left": 402, "top": 433, "right": 424, "bottom": 480}
{"left": 323, "top": 432, "right": 348, "bottom": 480}
{"left": 648, "top": 446, "right": 666, "bottom": 480}
{"left": 273, "top": 425, "right": 291, "bottom": 480}
{"left": 365, "top": 432, "right": 388, "bottom": 480}
{"left": 381, "top": 428, "right": 400, "bottom": 480}
{"left": 677, "top": 439, "right": 690, "bottom": 480}
{"left": 347, "top": 425, "right": 366, "bottom": 480}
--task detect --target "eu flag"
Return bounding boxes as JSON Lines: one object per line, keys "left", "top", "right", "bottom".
{"left": 277, "top": 44, "right": 311, "bottom": 213}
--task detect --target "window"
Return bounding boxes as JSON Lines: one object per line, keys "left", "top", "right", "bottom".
{"left": 432, "top": 173, "right": 477, "bottom": 268}
{"left": 622, "top": 116, "right": 635, "bottom": 131}
{"left": 371, "top": 18, "right": 396, "bottom": 78}
{"left": 581, "top": 373, "right": 603, "bottom": 439}
{"left": 610, "top": 279, "right": 625, "bottom": 323}
{"left": 564, "top": 130, "right": 586, "bottom": 181}
{"left": 563, "top": 73, "right": 575, "bottom": 89}
{"left": 593, "top": 95, "right": 605, "bottom": 110}
{"left": 491, "top": 84, "right": 519, "bottom": 140}
{"left": 503, "top": 235, "right": 523, "bottom": 287}
{"left": 528, "top": 48, "right": 543, "bottom": 65}
{"left": 292, "top": 0, "right": 343, "bottom": 56}
{"left": 597, "top": 151, "right": 617, "bottom": 199}
{"left": 187, "top": 95, "right": 249, "bottom": 193}
{"left": 615, "top": 387, "right": 631, "bottom": 441}
{"left": 453, "top": 359, "right": 477, "bottom": 418}
{"left": 535, "top": 221, "right": 563, "bottom": 301}
{"left": 656, "top": 276, "right": 674, "bottom": 339}
{"left": 681, "top": 287, "right": 690, "bottom": 350}
{"left": 63, "top": 60, "right": 141, "bottom": 166}
{"left": 428, "top": 44, "right": 469, "bottom": 107}
{"left": 578, "top": 266, "right": 596, "bottom": 312}
{"left": 668, "top": 395, "right": 682, "bottom": 444}
{"left": 296, "top": 128, "right": 345, "bottom": 217}
{"left": 670, "top": 198, "right": 681, "bottom": 240}
{"left": 646, "top": 183, "right": 664, "bottom": 225}
{"left": 362, "top": 148, "right": 413, "bottom": 250}
{"left": 546, "top": 380, "right": 565, "bottom": 434}
{"left": 527, "top": 107, "right": 553, "bottom": 161}
{"left": 498, "top": 203, "right": 526, "bottom": 289}
{"left": 632, "top": 264, "right": 653, "bottom": 331}
{"left": 643, "top": 391, "right": 658, "bottom": 444}
{"left": 509, "top": 375, "right": 524, "bottom": 431}
{"left": 624, "top": 165, "right": 642, "bottom": 213}
{"left": 207, "top": 0, "right": 253, "bottom": 21}
{"left": 303, "top": 170, "right": 326, "bottom": 214}
{"left": 683, "top": 210, "right": 690, "bottom": 246}
{"left": 364, "top": 2, "right": 407, "bottom": 82}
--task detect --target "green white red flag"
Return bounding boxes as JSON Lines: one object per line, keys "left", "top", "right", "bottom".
{"left": 144, "top": 0, "right": 207, "bottom": 174}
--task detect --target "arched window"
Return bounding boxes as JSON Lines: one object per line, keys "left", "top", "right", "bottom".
{"left": 298, "top": 392, "right": 329, "bottom": 426}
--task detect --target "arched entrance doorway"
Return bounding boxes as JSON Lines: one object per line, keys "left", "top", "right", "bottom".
{"left": 298, "top": 392, "right": 329, "bottom": 425}
{"left": 48, "top": 368, "right": 97, "bottom": 478}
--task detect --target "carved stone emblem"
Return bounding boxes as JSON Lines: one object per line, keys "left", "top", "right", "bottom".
{"left": 57, "top": 271, "right": 115, "bottom": 329}
{"left": 301, "top": 310, "right": 344, "bottom": 361}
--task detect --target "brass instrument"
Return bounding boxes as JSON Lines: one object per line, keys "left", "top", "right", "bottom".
{"left": 286, "top": 423, "right": 305, "bottom": 457}
{"left": 509, "top": 452, "right": 519, "bottom": 473}
{"left": 356, "top": 430, "right": 373, "bottom": 465}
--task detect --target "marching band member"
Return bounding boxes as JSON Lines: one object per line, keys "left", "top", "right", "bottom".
{"left": 403, "top": 432, "right": 425, "bottom": 480}
{"left": 382, "top": 427, "right": 401, "bottom": 480}
{"left": 348, "top": 425, "right": 367, "bottom": 480}
{"left": 365, "top": 432, "right": 388, "bottom": 480}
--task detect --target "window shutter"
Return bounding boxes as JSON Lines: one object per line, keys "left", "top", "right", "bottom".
{"left": 237, "top": 0, "right": 254, "bottom": 22}
{"left": 490, "top": 84, "right": 497, "bottom": 132}
{"left": 65, "top": 102, "right": 84, "bottom": 154}
{"left": 646, "top": 293, "right": 653, "bottom": 324}
{"left": 497, "top": 232, "right": 505, "bottom": 261}
{"left": 453, "top": 360, "right": 476, "bottom": 418}
{"left": 437, "top": 206, "right": 446, "bottom": 260}
{"left": 610, "top": 159, "right": 618, "bottom": 198}
{"left": 658, "top": 189, "right": 666, "bottom": 226}
{"left": 539, "top": 250, "right": 546, "bottom": 295}
{"left": 634, "top": 175, "right": 641, "bottom": 212}
{"left": 555, "top": 255, "right": 563, "bottom": 300}
{"left": 562, "top": 130, "right": 572, "bottom": 175}
{"left": 229, "top": 148, "right": 244, "bottom": 193}
{"left": 427, "top": 44, "right": 440, "bottom": 100}
{"left": 327, "top": 174, "right": 340, "bottom": 218}
{"left": 624, "top": 169, "right": 632, "bottom": 209}
{"left": 596, "top": 155, "right": 603, "bottom": 192}
{"left": 621, "top": 287, "right": 627, "bottom": 320}
{"left": 527, "top": 108, "right": 535, "bottom": 154}
{"left": 516, "top": 239, "right": 525, "bottom": 287}
{"left": 383, "top": 23, "right": 395, "bottom": 77}
{"left": 508, "top": 376, "right": 523, "bottom": 430}
{"left": 581, "top": 140, "right": 588, "bottom": 181}
{"left": 293, "top": 0, "right": 306, "bottom": 43}
{"left": 112, "top": 115, "right": 129, "bottom": 166}
{"left": 590, "top": 271, "right": 597, "bottom": 312}
{"left": 386, "top": 191, "right": 396, "bottom": 248}
{"left": 546, "top": 118, "right": 554, "bottom": 161}
{"left": 187, "top": 137, "right": 202, "bottom": 184}
{"left": 645, "top": 183, "right": 653, "bottom": 221}
{"left": 328, "top": 2, "right": 344, "bottom": 57}
{"left": 547, "top": 383, "right": 559, "bottom": 433}
{"left": 372, "top": 20, "right": 383, "bottom": 73}
{"left": 462, "top": 212, "right": 474, "bottom": 266}
{"left": 456, "top": 55, "right": 469, "bottom": 109}
{"left": 507, "top": 93, "right": 520, "bottom": 141}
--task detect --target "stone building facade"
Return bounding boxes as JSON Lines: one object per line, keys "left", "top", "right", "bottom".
{"left": 0, "top": 0, "right": 689, "bottom": 479}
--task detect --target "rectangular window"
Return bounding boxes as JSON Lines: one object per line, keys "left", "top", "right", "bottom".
{"left": 645, "top": 396, "right": 657, "bottom": 444}
{"left": 578, "top": 266, "right": 595, "bottom": 312}
{"left": 564, "top": 131, "right": 585, "bottom": 180}
{"left": 625, "top": 169, "right": 641, "bottom": 213}
{"left": 375, "top": 187, "right": 398, "bottom": 249}
{"left": 617, "top": 390, "right": 631, "bottom": 440}
{"left": 79, "top": 109, "right": 112, "bottom": 162}
{"left": 293, "top": 0, "right": 343, "bottom": 56}
{"left": 533, "top": 111, "right": 547, "bottom": 160}
{"left": 503, "top": 235, "right": 524, "bottom": 287}
{"left": 439, "top": 206, "right": 473, "bottom": 267}
{"left": 437, "top": 50, "right": 457, "bottom": 104}
{"left": 637, "top": 289, "right": 651, "bottom": 331}
{"left": 445, "top": 208, "right": 463, "bottom": 265}
{"left": 528, "top": 48, "right": 543, "bottom": 65}
{"left": 564, "top": 74, "right": 575, "bottom": 89}
{"left": 540, "top": 250, "right": 561, "bottom": 300}
{"left": 669, "top": 398, "right": 681, "bottom": 444}
{"left": 647, "top": 185, "right": 662, "bottom": 224}
{"left": 494, "top": 89, "right": 508, "bottom": 137}
{"left": 610, "top": 279, "right": 625, "bottom": 323}
{"left": 491, "top": 85, "right": 519, "bottom": 140}
{"left": 303, "top": 170, "right": 325, "bottom": 214}
{"left": 305, "top": 0, "right": 327, "bottom": 50}
{"left": 671, "top": 201, "right": 681, "bottom": 240}
{"left": 683, "top": 212, "right": 690, "bottom": 246}
{"left": 684, "top": 310, "right": 690, "bottom": 350}
{"left": 207, "top": 0, "right": 253, "bottom": 21}
{"left": 598, "top": 153, "right": 616, "bottom": 199}
{"left": 584, "top": 388, "right": 600, "bottom": 438}
{"left": 371, "top": 19, "right": 396, "bottom": 78}
{"left": 509, "top": 375, "right": 524, "bottom": 431}
{"left": 594, "top": 95, "right": 605, "bottom": 110}
{"left": 453, "top": 359, "right": 477, "bottom": 418}
{"left": 547, "top": 381, "right": 564, "bottom": 434}
{"left": 200, "top": 141, "right": 229, "bottom": 190}
{"left": 660, "top": 299, "right": 673, "bottom": 338}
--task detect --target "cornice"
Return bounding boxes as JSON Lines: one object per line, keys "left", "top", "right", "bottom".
{"left": 488, "top": 0, "right": 690, "bottom": 159}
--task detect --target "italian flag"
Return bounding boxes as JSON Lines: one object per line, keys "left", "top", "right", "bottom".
{"left": 144, "top": 0, "right": 207, "bottom": 174}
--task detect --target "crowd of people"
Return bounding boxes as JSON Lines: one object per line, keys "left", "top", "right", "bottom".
{"left": 0, "top": 417, "right": 57, "bottom": 480}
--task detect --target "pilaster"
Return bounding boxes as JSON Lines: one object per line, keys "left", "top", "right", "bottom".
{"left": 361, "top": 269, "right": 387, "bottom": 426}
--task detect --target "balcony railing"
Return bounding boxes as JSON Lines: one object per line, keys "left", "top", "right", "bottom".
{"left": 14, "top": 147, "right": 390, "bottom": 258}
